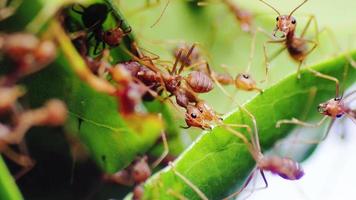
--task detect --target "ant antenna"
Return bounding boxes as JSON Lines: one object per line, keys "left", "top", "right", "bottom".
{"left": 258, "top": 0, "right": 280, "bottom": 16}
{"left": 150, "top": 0, "right": 170, "bottom": 28}
{"left": 289, "top": 0, "right": 308, "bottom": 17}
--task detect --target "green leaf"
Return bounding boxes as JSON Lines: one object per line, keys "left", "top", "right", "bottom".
{"left": 0, "top": 156, "right": 23, "bottom": 200}
{"left": 130, "top": 52, "right": 356, "bottom": 200}
{"left": 19, "top": 0, "right": 165, "bottom": 173}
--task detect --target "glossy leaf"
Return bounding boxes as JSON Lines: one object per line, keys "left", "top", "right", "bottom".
{"left": 0, "top": 157, "right": 23, "bottom": 200}
{"left": 132, "top": 52, "right": 356, "bottom": 200}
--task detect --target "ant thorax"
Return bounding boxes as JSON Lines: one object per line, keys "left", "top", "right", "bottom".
{"left": 318, "top": 97, "right": 346, "bottom": 118}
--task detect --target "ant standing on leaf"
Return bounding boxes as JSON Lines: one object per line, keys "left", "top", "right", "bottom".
{"left": 276, "top": 90, "right": 356, "bottom": 144}
{"left": 259, "top": 0, "right": 322, "bottom": 80}
{"left": 72, "top": 3, "right": 132, "bottom": 55}
{"left": 104, "top": 128, "right": 169, "bottom": 200}
{"left": 169, "top": 105, "right": 304, "bottom": 200}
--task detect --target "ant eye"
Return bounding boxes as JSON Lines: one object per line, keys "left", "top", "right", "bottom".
{"left": 191, "top": 113, "right": 197, "bottom": 119}
{"left": 336, "top": 114, "right": 343, "bottom": 118}
{"left": 276, "top": 17, "right": 279, "bottom": 21}
{"left": 291, "top": 19, "right": 296, "bottom": 24}
{"left": 242, "top": 74, "right": 250, "bottom": 79}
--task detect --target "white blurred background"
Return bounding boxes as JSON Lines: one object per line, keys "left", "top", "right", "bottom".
{"left": 237, "top": 85, "right": 356, "bottom": 200}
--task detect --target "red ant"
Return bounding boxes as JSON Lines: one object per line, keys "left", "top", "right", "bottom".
{"left": 0, "top": 32, "right": 57, "bottom": 85}
{"left": 259, "top": 0, "right": 320, "bottom": 80}
{"left": 197, "top": 0, "right": 254, "bottom": 33}
{"left": 103, "top": 156, "right": 152, "bottom": 200}
{"left": 276, "top": 90, "right": 356, "bottom": 143}
{"left": 71, "top": 3, "right": 132, "bottom": 55}
{"left": 0, "top": 90, "right": 67, "bottom": 179}
{"left": 173, "top": 38, "right": 262, "bottom": 99}
{"left": 104, "top": 128, "right": 169, "bottom": 200}
{"left": 171, "top": 107, "right": 304, "bottom": 199}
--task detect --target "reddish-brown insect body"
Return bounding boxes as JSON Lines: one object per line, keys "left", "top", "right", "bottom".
{"left": 184, "top": 101, "right": 221, "bottom": 130}
{"left": 259, "top": 0, "right": 317, "bottom": 79}
{"left": 103, "top": 25, "right": 132, "bottom": 47}
{"left": 131, "top": 157, "right": 152, "bottom": 184}
{"left": 0, "top": 33, "right": 56, "bottom": 81}
{"left": 223, "top": 0, "right": 254, "bottom": 32}
{"left": 185, "top": 71, "right": 214, "bottom": 93}
{"left": 173, "top": 43, "right": 201, "bottom": 66}
{"left": 235, "top": 73, "right": 258, "bottom": 91}
{"left": 318, "top": 97, "right": 348, "bottom": 118}
{"left": 258, "top": 156, "right": 304, "bottom": 180}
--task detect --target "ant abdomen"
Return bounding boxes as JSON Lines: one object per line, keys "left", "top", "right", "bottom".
{"left": 185, "top": 71, "right": 214, "bottom": 93}
{"left": 77, "top": 3, "right": 109, "bottom": 29}
{"left": 259, "top": 156, "right": 304, "bottom": 180}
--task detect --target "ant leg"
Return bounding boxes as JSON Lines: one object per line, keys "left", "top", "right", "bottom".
{"left": 276, "top": 115, "right": 328, "bottom": 129}
{"left": 261, "top": 40, "right": 285, "bottom": 82}
{"left": 306, "top": 68, "right": 340, "bottom": 97}
{"left": 177, "top": 44, "right": 197, "bottom": 75}
{"left": 151, "top": 130, "right": 169, "bottom": 168}
{"left": 319, "top": 27, "right": 356, "bottom": 68}
{"left": 169, "top": 162, "right": 209, "bottom": 200}
{"left": 245, "top": 30, "right": 257, "bottom": 73}
{"left": 2, "top": 145, "right": 35, "bottom": 179}
{"left": 223, "top": 169, "right": 258, "bottom": 200}
{"left": 171, "top": 49, "right": 183, "bottom": 75}
{"left": 300, "top": 15, "right": 318, "bottom": 41}
{"left": 150, "top": 0, "right": 170, "bottom": 28}
{"left": 239, "top": 105, "right": 261, "bottom": 152}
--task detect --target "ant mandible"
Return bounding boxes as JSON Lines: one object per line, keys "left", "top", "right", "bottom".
{"left": 259, "top": 0, "right": 320, "bottom": 80}
{"left": 72, "top": 3, "right": 132, "bottom": 55}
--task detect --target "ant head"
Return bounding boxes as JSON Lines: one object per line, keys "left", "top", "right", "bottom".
{"left": 259, "top": 0, "right": 308, "bottom": 38}
{"left": 275, "top": 15, "right": 297, "bottom": 38}
{"left": 103, "top": 27, "right": 123, "bottom": 47}
{"left": 131, "top": 156, "right": 151, "bottom": 183}
{"left": 235, "top": 73, "right": 256, "bottom": 91}
{"left": 317, "top": 97, "right": 345, "bottom": 118}
{"left": 185, "top": 105, "right": 211, "bottom": 130}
